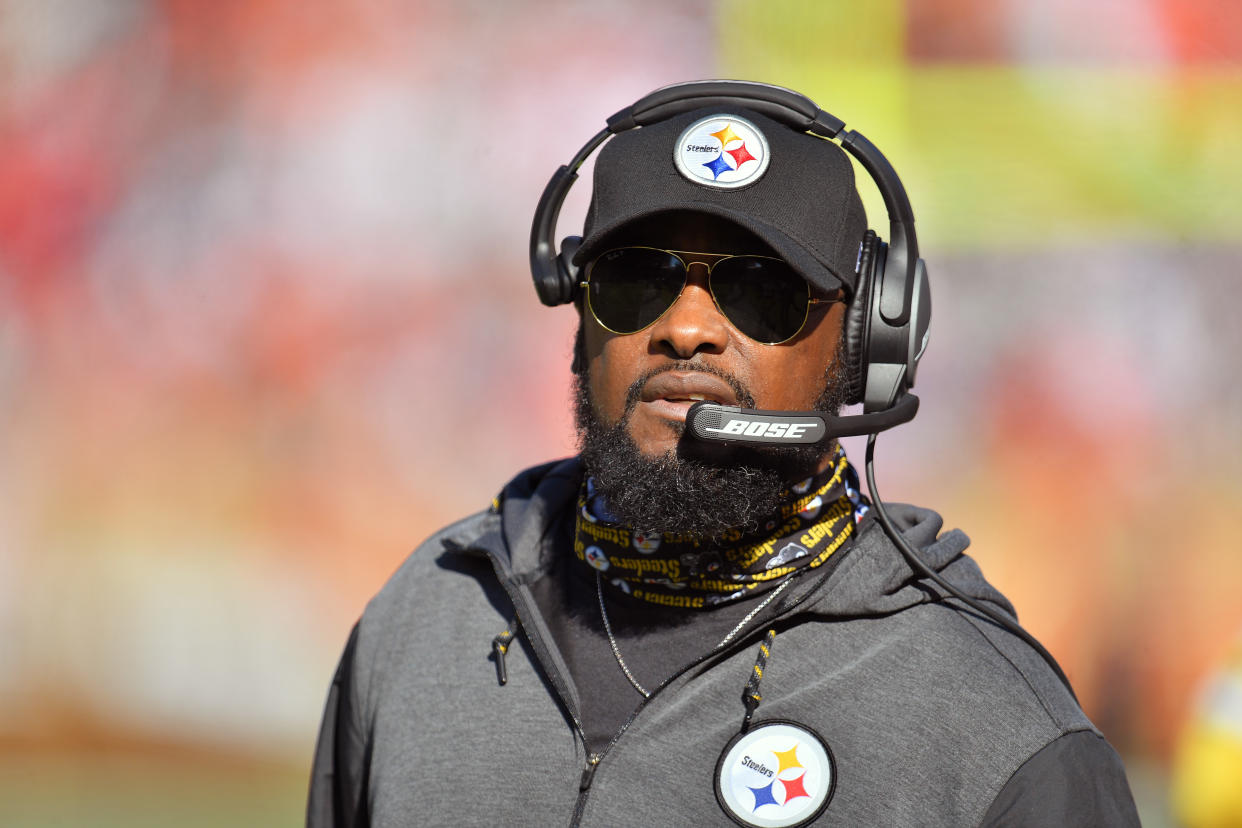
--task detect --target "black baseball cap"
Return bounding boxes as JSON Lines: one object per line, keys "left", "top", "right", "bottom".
{"left": 573, "top": 106, "right": 868, "bottom": 296}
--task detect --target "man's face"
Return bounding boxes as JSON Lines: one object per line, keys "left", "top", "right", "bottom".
{"left": 581, "top": 214, "right": 847, "bottom": 464}
{"left": 573, "top": 213, "right": 850, "bottom": 535}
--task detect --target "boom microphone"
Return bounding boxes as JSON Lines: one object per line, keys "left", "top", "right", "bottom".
{"left": 686, "top": 394, "right": 919, "bottom": 445}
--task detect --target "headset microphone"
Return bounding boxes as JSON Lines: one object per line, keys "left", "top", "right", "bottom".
{"left": 686, "top": 395, "right": 919, "bottom": 445}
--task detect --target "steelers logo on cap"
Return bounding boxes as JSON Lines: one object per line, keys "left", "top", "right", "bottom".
{"left": 715, "top": 720, "right": 835, "bottom": 827}
{"left": 674, "top": 114, "right": 770, "bottom": 189}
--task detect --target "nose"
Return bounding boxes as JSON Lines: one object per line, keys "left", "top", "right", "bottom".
{"left": 646, "top": 265, "right": 730, "bottom": 359}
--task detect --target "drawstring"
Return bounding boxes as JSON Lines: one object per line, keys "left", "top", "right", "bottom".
{"left": 741, "top": 628, "right": 777, "bottom": 732}
{"left": 491, "top": 617, "right": 517, "bottom": 686}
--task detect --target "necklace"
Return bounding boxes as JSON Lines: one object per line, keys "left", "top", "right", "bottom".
{"left": 596, "top": 571, "right": 651, "bottom": 698}
{"left": 595, "top": 570, "right": 798, "bottom": 699}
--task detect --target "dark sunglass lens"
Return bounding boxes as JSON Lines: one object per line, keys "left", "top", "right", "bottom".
{"left": 587, "top": 248, "right": 685, "bottom": 334}
{"left": 710, "top": 257, "right": 809, "bottom": 343}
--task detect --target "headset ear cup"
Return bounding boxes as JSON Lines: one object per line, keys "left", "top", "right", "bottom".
{"left": 842, "top": 231, "right": 878, "bottom": 406}
{"left": 558, "top": 235, "right": 582, "bottom": 304}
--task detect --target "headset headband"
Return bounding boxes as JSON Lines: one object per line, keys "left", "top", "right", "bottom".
{"left": 530, "top": 80, "right": 920, "bottom": 328}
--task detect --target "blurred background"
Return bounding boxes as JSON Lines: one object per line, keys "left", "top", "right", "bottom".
{"left": 1, "top": 0, "right": 1240, "bottom": 824}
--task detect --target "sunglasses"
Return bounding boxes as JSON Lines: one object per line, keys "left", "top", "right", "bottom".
{"left": 581, "top": 247, "right": 843, "bottom": 345}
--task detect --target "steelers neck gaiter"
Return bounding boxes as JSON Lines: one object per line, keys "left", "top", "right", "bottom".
{"left": 574, "top": 449, "right": 869, "bottom": 609}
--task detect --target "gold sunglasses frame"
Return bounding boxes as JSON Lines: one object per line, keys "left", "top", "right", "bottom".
{"left": 580, "top": 246, "right": 843, "bottom": 345}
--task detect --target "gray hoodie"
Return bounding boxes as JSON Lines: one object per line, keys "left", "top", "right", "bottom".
{"left": 308, "top": 458, "right": 1138, "bottom": 827}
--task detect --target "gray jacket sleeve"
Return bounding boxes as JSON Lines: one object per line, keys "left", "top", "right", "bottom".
{"left": 980, "top": 731, "right": 1140, "bottom": 827}
{"left": 307, "top": 624, "right": 370, "bottom": 828}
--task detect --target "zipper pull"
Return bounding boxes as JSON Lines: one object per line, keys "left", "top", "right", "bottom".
{"left": 579, "top": 754, "right": 601, "bottom": 791}
{"left": 491, "top": 619, "right": 516, "bottom": 686}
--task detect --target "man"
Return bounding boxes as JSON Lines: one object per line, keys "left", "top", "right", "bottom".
{"left": 308, "top": 82, "right": 1139, "bottom": 826}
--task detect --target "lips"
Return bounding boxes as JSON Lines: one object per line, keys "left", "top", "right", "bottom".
{"left": 639, "top": 372, "right": 739, "bottom": 421}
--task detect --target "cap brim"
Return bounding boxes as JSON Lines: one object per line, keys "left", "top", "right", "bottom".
{"left": 572, "top": 205, "right": 850, "bottom": 296}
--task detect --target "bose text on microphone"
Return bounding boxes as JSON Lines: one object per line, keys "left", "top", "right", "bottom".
{"left": 686, "top": 405, "right": 828, "bottom": 445}
{"left": 686, "top": 395, "right": 920, "bottom": 445}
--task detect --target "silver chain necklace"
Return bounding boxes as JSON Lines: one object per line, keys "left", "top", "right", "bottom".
{"left": 595, "top": 570, "right": 798, "bottom": 699}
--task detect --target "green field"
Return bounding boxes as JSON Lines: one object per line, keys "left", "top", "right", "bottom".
{"left": 0, "top": 751, "right": 308, "bottom": 828}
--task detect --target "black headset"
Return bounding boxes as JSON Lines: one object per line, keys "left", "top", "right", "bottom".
{"left": 528, "top": 79, "right": 932, "bottom": 417}
{"left": 528, "top": 81, "right": 1078, "bottom": 696}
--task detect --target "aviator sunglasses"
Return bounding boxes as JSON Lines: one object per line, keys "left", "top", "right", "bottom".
{"left": 581, "top": 247, "right": 843, "bottom": 345}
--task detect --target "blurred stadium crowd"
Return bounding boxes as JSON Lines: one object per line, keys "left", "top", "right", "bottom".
{"left": 1, "top": 0, "right": 1239, "bottom": 823}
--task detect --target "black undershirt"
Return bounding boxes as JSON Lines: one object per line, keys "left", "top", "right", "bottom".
{"left": 528, "top": 510, "right": 856, "bottom": 755}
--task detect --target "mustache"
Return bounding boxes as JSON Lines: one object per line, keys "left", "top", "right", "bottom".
{"left": 621, "top": 361, "right": 756, "bottom": 417}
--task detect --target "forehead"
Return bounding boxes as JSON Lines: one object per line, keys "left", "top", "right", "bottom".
{"left": 604, "top": 211, "right": 777, "bottom": 256}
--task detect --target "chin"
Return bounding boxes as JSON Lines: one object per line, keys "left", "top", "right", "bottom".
{"left": 626, "top": 419, "right": 685, "bottom": 458}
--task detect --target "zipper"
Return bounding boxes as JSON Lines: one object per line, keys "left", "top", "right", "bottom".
{"left": 566, "top": 563, "right": 840, "bottom": 826}
{"left": 468, "top": 542, "right": 598, "bottom": 807}
{"left": 501, "top": 593, "right": 601, "bottom": 828}
{"left": 579, "top": 754, "right": 602, "bottom": 790}
{"left": 570, "top": 753, "right": 602, "bottom": 826}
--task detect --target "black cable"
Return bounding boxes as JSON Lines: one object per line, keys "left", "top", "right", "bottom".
{"left": 863, "top": 432, "right": 1078, "bottom": 703}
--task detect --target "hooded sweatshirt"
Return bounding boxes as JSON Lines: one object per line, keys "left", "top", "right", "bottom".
{"left": 308, "top": 458, "right": 1138, "bottom": 827}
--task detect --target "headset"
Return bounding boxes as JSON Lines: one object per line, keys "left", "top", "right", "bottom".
{"left": 528, "top": 80, "right": 1076, "bottom": 698}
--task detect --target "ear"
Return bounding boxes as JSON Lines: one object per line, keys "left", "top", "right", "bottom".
{"left": 571, "top": 318, "right": 587, "bottom": 376}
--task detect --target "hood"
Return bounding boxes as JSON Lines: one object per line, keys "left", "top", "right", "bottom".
{"left": 489, "top": 457, "right": 583, "bottom": 578}
{"left": 451, "top": 456, "right": 1013, "bottom": 623}
{"left": 805, "top": 503, "right": 1015, "bottom": 621}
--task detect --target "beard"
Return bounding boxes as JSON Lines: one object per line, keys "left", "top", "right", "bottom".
{"left": 574, "top": 341, "right": 848, "bottom": 538}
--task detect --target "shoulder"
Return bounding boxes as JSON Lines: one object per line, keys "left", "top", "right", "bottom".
{"left": 349, "top": 457, "right": 581, "bottom": 702}
{"left": 346, "top": 508, "right": 499, "bottom": 700}
{"left": 764, "top": 506, "right": 1130, "bottom": 821}
{"left": 831, "top": 507, "right": 1081, "bottom": 730}
{"left": 365, "top": 508, "right": 499, "bottom": 620}
{"left": 361, "top": 455, "right": 581, "bottom": 627}
{"left": 776, "top": 584, "right": 1095, "bottom": 761}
